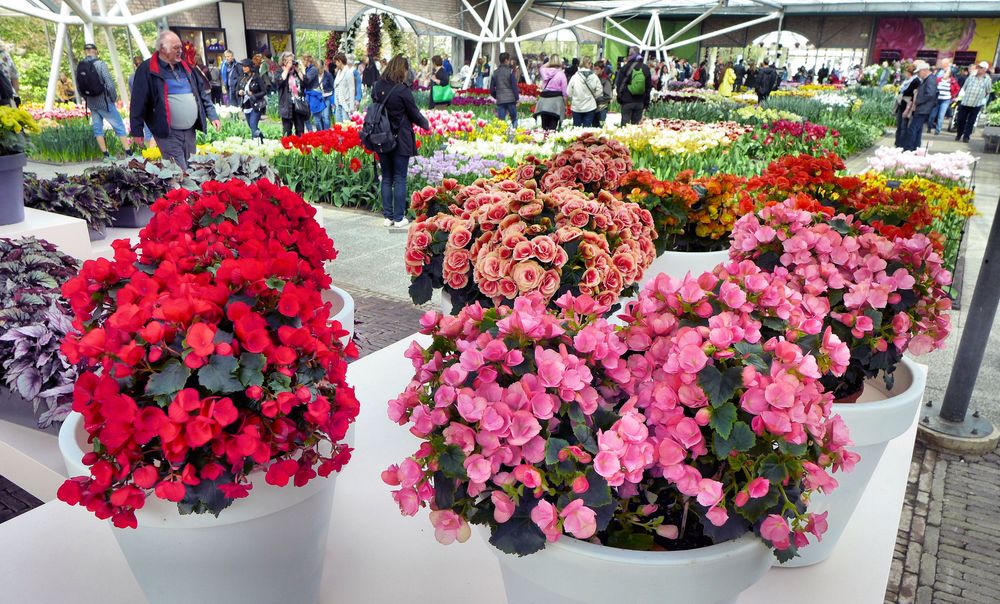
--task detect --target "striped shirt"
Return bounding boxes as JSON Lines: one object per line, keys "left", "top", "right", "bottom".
{"left": 959, "top": 74, "right": 992, "bottom": 108}
{"left": 937, "top": 76, "right": 953, "bottom": 100}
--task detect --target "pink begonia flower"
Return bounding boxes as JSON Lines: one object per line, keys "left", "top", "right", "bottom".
{"left": 747, "top": 477, "right": 770, "bottom": 498}
{"left": 705, "top": 505, "right": 729, "bottom": 527}
{"left": 429, "top": 510, "right": 471, "bottom": 545}
{"left": 657, "top": 524, "right": 679, "bottom": 539}
{"left": 530, "top": 500, "right": 562, "bottom": 542}
{"left": 508, "top": 410, "right": 542, "bottom": 446}
{"left": 513, "top": 464, "right": 542, "bottom": 488}
{"left": 381, "top": 465, "right": 401, "bottom": 486}
{"left": 696, "top": 478, "right": 724, "bottom": 507}
{"left": 572, "top": 475, "right": 590, "bottom": 494}
{"left": 760, "top": 515, "right": 791, "bottom": 550}
{"left": 392, "top": 487, "right": 420, "bottom": 516}
{"left": 593, "top": 451, "right": 621, "bottom": 478}
{"left": 398, "top": 458, "right": 423, "bottom": 488}
{"left": 806, "top": 511, "right": 829, "bottom": 540}
{"left": 464, "top": 454, "right": 493, "bottom": 484}
{"left": 734, "top": 491, "right": 750, "bottom": 507}
{"left": 492, "top": 491, "right": 515, "bottom": 523}
{"left": 560, "top": 499, "right": 597, "bottom": 539}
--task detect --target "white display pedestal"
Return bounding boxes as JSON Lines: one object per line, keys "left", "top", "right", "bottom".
{"left": 0, "top": 208, "right": 90, "bottom": 260}
{"left": 0, "top": 334, "right": 917, "bottom": 603}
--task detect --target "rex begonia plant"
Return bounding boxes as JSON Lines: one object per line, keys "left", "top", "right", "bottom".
{"left": 406, "top": 177, "right": 655, "bottom": 311}
{"left": 56, "top": 179, "right": 360, "bottom": 529}
{"left": 729, "top": 198, "right": 952, "bottom": 400}
{"left": 384, "top": 269, "right": 857, "bottom": 562}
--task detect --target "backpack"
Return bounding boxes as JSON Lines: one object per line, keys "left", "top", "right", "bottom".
{"left": 627, "top": 64, "right": 646, "bottom": 95}
{"left": 360, "top": 84, "right": 402, "bottom": 154}
{"left": 76, "top": 60, "right": 105, "bottom": 98}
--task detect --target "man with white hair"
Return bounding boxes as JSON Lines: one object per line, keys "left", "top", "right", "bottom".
{"left": 902, "top": 60, "right": 937, "bottom": 151}
{"left": 130, "top": 30, "right": 220, "bottom": 169}
{"left": 953, "top": 61, "right": 993, "bottom": 143}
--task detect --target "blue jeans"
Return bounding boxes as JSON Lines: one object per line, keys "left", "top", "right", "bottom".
{"left": 245, "top": 109, "right": 261, "bottom": 137}
{"left": 904, "top": 113, "right": 929, "bottom": 151}
{"left": 933, "top": 99, "right": 951, "bottom": 133}
{"left": 312, "top": 110, "right": 330, "bottom": 131}
{"left": 334, "top": 104, "right": 348, "bottom": 123}
{"left": 91, "top": 104, "right": 127, "bottom": 137}
{"left": 572, "top": 110, "right": 596, "bottom": 127}
{"left": 475, "top": 75, "right": 484, "bottom": 88}
{"left": 496, "top": 102, "right": 517, "bottom": 126}
{"left": 379, "top": 152, "right": 410, "bottom": 222}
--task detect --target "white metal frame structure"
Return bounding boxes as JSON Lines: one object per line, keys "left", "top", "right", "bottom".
{"left": 357, "top": 0, "right": 787, "bottom": 88}
{"left": 0, "top": 0, "right": 219, "bottom": 108}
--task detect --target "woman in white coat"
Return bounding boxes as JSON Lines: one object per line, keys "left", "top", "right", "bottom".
{"left": 332, "top": 52, "right": 356, "bottom": 123}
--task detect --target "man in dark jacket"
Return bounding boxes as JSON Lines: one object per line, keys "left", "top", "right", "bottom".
{"left": 616, "top": 46, "right": 652, "bottom": 125}
{"left": 130, "top": 30, "right": 220, "bottom": 169}
{"left": 903, "top": 61, "right": 938, "bottom": 151}
{"left": 733, "top": 60, "right": 746, "bottom": 89}
{"left": 489, "top": 52, "right": 520, "bottom": 127}
{"left": 754, "top": 59, "right": 779, "bottom": 102}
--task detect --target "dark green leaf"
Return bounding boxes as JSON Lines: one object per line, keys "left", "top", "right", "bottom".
{"left": 607, "top": 530, "right": 655, "bottom": 551}
{"left": 145, "top": 359, "right": 191, "bottom": 397}
{"left": 709, "top": 402, "right": 737, "bottom": 439}
{"left": 544, "top": 437, "right": 571, "bottom": 466}
{"left": 238, "top": 352, "right": 266, "bottom": 387}
{"left": 438, "top": 445, "right": 468, "bottom": 480}
{"left": 265, "top": 277, "right": 285, "bottom": 292}
{"left": 759, "top": 454, "right": 790, "bottom": 483}
{"left": 432, "top": 471, "right": 457, "bottom": 509}
{"left": 698, "top": 365, "right": 743, "bottom": 408}
{"left": 489, "top": 497, "right": 546, "bottom": 556}
{"left": 197, "top": 354, "right": 243, "bottom": 394}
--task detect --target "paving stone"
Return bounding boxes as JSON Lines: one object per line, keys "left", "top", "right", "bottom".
{"left": 0, "top": 475, "right": 42, "bottom": 524}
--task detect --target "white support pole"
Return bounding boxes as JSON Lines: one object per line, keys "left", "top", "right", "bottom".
{"left": 95, "top": 0, "right": 128, "bottom": 105}
{"left": 501, "top": 0, "right": 534, "bottom": 41}
{"left": 660, "top": 12, "right": 780, "bottom": 54}
{"left": 0, "top": 3, "right": 83, "bottom": 24}
{"left": 495, "top": 0, "right": 504, "bottom": 54}
{"left": 88, "top": 0, "right": 233, "bottom": 26}
{"left": 44, "top": 3, "right": 71, "bottom": 110}
{"left": 76, "top": 0, "right": 94, "bottom": 44}
{"left": 605, "top": 16, "right": 644, "bottom": 46}
{"left": 657, "top": 2, "right": 721, "bottom": 50}
{"left": 513, "top": 0, "right": 658, "bottom": 43}
{"left": 355, "top": 0, "right": 496, "bottom": 42}
{"left": 463, "top": 0, "right": 499, "bottom": 89}
{"left": 650, "top": 10, "right": 663, "bottom": 61}
{"left": 114, "top": 0, "right": 152, "bottom": 58}
{"left": 528, "top": 8, "right": 636, "bottom": 49}
{"left": 501, "top": 0, "right": 529, "bottom": 81}
{"left": 638, "top": 12, "right": 654, "bottom": 52}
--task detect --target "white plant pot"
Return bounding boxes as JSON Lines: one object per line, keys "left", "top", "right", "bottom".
{"left": 641, "top": 249, "right": 730, "bottom": 287}
{"left": 779, "top": 357, "right": 927, "bottom": 567}
{"left": 483, "top": 527, "right": 771, "bottom": 604}
{"left": 322, "top": 285, "right": 355, "bottom": 347}
{"left": 59, "top": 412, "right": 337, "bottom": 604}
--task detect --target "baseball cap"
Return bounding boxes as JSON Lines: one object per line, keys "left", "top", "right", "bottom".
{"left": 979, "top": 61, "right": 990, "bottom": 69}
{"left": 84, "top": 43, "right": 97, "bottom": 50}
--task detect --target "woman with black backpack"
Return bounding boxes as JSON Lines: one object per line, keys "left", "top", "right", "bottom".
{"left": 371, "top": 55, "right": 430, "bottom": 229}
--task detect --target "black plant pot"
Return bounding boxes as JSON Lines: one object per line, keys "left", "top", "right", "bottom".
{"left": 88, "top": 224, "right": 107, "bottom": 241}
{"left": 0, "top": 387, "right": 60, "bottom": 434}
{"left": 0, "top": 152, "right": 26, "bottom": 226}
{"left": 110, "top": 204, "right": 154, "bottom": 228}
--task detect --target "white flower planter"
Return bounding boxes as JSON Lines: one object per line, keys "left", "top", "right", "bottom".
{"left": 322, "top": 285, "right": 355, "bottom": 347}
{"left": 483, "top": 527, "right": 772, "bottom": 604}
{"left": 640, "top": 249, "right": 730, "bottom": 287}
{"left": 59, "top": 412, "right": 337, "bottom": 604}
{"left": 780, "top": 357, "right": 927, "bottom": 567}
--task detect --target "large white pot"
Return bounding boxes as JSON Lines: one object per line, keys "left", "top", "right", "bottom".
{"left": 640, "top": 249, "right": 730, "bottom": 287}
{"left": 483, "top": 527, "right": 771, "bottom": 604}
{"left": 322, "top": 285, "right": 355, "bottom": 347}
{"left": 780, "top": 357, "right": 927, "bottom": 567}
{"left": 59, "top": 412, "right": 337, "bottom": 604}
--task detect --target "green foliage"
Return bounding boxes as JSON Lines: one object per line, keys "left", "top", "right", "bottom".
{"left": 269, "top": 148, "right": 379, "bottom": 210}
{"left": 29, "top": 118, "right": 124, "bottom": 162}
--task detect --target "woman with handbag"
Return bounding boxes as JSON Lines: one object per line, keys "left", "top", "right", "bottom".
{"left": 535, "top": 54, "right": 567, "bottom": 131}
{"left": 372, "top": 55, "right": 431, "bottom": 229}
{"left": 277, "top": 50, "right": 308, "bottom": 136}
{"left": 332, "top": 53, "right": 356, "bottom": 124}
{"left": 429, "top": 55, "right": 453, "bottom": 109}
{"left": 236, "top": 59, "right": 266, "bottom": 140}
{"left": 567, "top": 56, "right": 604, "bottom": 127}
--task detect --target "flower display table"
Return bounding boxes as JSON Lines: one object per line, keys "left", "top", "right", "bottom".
{"left": 0, "top": 334, "right": 918, "bottom": 603}
{"left": 0, "top": 208, "right": 91, "bottom": 260}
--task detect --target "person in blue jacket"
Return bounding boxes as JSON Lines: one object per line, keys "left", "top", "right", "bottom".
{"left": 130, "top": 30, "right": 220, "bottom": 169}
{"left": 442, "top": 54, "right": 454, "bottom": 78}
{"left": 350, "top": 56, "right": 363, "bottom": 107}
